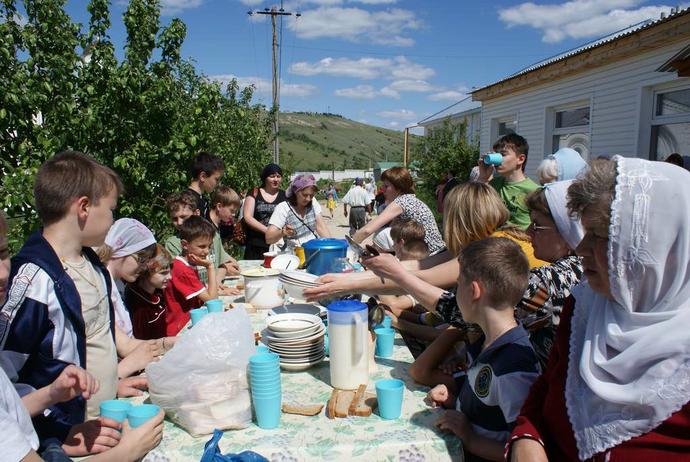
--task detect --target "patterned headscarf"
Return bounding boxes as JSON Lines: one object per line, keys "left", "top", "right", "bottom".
{"left": 286, "top": 174, "right": 316, "bottom": 198}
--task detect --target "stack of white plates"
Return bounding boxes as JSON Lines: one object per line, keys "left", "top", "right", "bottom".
{"left": 279, "top": 271, "right": 323, "bottom": 301}
{"left": 263, "top": 313, "right": 325, "bottom": 371}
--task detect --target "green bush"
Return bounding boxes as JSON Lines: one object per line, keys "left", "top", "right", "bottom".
{"left": 0, "top": 0, "right": 273, "bottom": 251}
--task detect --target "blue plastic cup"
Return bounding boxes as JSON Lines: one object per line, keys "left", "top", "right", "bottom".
{"left": 382, "top": 315, "right": 392, "bottom": 329}
{"left": 99, "top": 399, "right": 132, "bottom": 423}
{"left": 376, "top": 379, "right": 404, "bottom": 419}
{"left": 190, "top": 307, "right": 208, "bottom": 326}
{"left": 256, "top": 344, "right": 270, "bottom": 354}
{"left": 249, "top": 374, "right": 281, "bottom": 385}
{"left": 205, "top": 299, "right": 224, "bottom": 313}
{"left": 251, "top": 388, "right": 282, "bottom": 398}
{"left": 127, "top": 404, "right": 160, "bottom": 428}
{"left": 483, "top": 153, "right": 503, "bottom": 166}
{"left": 249, "top": 352, "right": 280, "bottom": 365}
{"left": 252, "top": 394, "right": 281, "bottom": 429}
{"left": 374, "top": 327, "right": 395, "bottom": 358}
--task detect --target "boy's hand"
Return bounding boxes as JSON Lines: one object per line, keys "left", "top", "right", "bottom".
{"left": 49, "top": 365, "right": 100, "bottom": 403}
{"left": 283, "top": 224, "right": 296, "bottom": 237}
{"left": 219, "top": 285, "right": 242, "bottom": 295}
{"left": 439, "top": 357, "right": 467, "bottom": 376}
{"left": 435, "top": 410, "right": 473, "bottom": 441}
{"left": 62, "top": 417, "right": 122, "bottom": 456}
{"left": 187, "top": 253, "right": 212, "bottom": 268}
{"left": 303, "top": 273, "right": 350, "bottom": 301}
{"left": 117, "top": 375, "right": 148, "bottom": 398}
{"left": 477, "top": 153, "right": 495, "bottom": 183}
{"left": 118, "top": 410, "right": 165, "bottom": 460}
{"left": 222, "top": 258, "right": 240, "bottom": 276}
{"left": 425, "top": 384, "right": 449, "bottom": 408}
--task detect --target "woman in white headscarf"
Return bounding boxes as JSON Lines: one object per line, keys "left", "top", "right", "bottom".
{"left": 509, "top": 157, "right": 690, "bottom": 461}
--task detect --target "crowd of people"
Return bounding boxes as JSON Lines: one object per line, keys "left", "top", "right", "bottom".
{"left": 1, "top": 130, "right": 690, "bottom": 461}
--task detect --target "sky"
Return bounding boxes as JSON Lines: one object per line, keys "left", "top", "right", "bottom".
{"left": 62, "top": 0, "right": 685, "bottom": 132}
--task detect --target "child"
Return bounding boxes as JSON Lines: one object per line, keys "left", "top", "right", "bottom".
{"left": 209, "top": 185, "right": 241, "bottom": 243}
{"left": 165, "top": 191, "right": 239, "bottom": 288}
{"left": 390, "top": 218, "right": 429, "bottom": 261}
{"left": 99, "top": 218, "right": 157, "bottom": 337}
{"left": 124, "top": 244, "right": 173, "bottom": 340}
{"left": 426, "top": 237, "right": 540, "bottom": 461}
{"left": 187, "top": 151, "right": 224, "bottom": 218}
{"left": 477, "top": 134, "right": 539, "bottom": 229}
{"left": 0, "top": 151, "right": 125, "bottom": 454}
{"left": 163, "top": 215, "right": 218, "bottom": 336}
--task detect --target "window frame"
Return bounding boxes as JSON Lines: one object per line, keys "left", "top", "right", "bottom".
{"left": 649, "top": 85, "right": 690, "bottom": 160}
{"left": 545, "top": 99, "right": 592, "bottom": 160}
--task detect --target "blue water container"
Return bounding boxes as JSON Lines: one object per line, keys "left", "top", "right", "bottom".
{"left": 302, "top": 238, "right": 348, "bottom": 275}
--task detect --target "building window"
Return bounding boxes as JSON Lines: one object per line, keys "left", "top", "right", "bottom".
{"left": 651, "top": 87, "right": 690, "bottom": 162}
{"left": 551, "top": 105, "right": 590, "bottom": 159}
{"left": 491, "top": 115, "right": 517, "bottom": 142}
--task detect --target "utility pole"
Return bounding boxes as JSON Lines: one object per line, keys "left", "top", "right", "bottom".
{"left": 403, "top": 127, "right": 409, "bottom": 167}
{"left": 248, "top": 5, "right": 300, "bottom": 164}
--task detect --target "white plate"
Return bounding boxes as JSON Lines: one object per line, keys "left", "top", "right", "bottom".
{"left": 268, "top": 342, "right": 324, "bottom": 355}
{"left": 280, "top": 271, "right": 321, "bottom": 285}
{"left": 265, "top": 313, "right": 322, "bottom": 332}
{"left": 280, "top": 356, "right": 325, "bottom": 371}
{"left": 268, "top": 323, "right": 322, "bottom": 339}
{"left": 268, "top": 304, "right": 324, "bottom": 317}
{"left": 262, "top": 325, "right": 325, "bottom": 343}
{"left": 271, "top": 254, "right": 301, "bottom": 271}
{"left": 279, "top": 353, "right": 325, "bottom": 364}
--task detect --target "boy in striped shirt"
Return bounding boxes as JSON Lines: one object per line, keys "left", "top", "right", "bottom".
{"left": 426, "top": 237, "right": 540, "bottom": 462}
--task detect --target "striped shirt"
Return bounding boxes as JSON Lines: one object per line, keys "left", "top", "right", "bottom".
{"left": 454, "top": 325, "right": 540, "bottom": 445}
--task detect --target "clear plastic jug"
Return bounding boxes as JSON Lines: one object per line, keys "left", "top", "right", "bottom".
{"left": 327, "top": 300, "right": 369, "bottom": 390}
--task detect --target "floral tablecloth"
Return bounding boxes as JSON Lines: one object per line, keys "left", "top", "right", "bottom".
{"left": 141, "top": 261, "right": 463, "bottom": 462}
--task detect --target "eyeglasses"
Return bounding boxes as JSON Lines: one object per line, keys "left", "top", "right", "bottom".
{"left": 528, "top": 222, "right": 552, "bottom": 232}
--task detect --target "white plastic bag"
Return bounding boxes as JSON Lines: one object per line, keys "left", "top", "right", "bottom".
{"left": 146, "top": 307, "right": 255, "bottom": 436}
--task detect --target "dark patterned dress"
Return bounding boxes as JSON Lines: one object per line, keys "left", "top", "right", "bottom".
{"left": 435, "top": 255, "right": 583, "bottom": 367}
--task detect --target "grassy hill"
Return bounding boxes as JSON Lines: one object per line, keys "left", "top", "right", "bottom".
{"left": 278, "top": 112, "right": 417, "bottom": 171}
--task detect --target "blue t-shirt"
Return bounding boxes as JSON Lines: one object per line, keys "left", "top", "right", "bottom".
{"left": 453, "top": 325, "right": 540, "bottom": 443}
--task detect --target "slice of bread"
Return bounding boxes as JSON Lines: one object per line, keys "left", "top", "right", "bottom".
{"left": 335, "top": 390, "right": 355, "bottom": 418}
{"left": 282, "top": 403, "right": 324, "bottom": 416}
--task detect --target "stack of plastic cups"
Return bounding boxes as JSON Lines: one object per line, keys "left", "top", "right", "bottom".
{"left": 248, "top": 352, "right": 282, "bottom": 429}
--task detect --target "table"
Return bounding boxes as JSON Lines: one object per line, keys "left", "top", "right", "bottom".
{"left": 141, "top": 261, "right": 463, "bottom": 462}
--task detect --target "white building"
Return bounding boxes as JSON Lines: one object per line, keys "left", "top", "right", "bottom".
{"left": 418, "top": 97, "right": 481, "bottom": 144}
{"left": 432, "top": 8, "right": 690, "bottom": 179}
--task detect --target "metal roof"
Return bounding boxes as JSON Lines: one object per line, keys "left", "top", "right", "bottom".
{"left": 471, "top": 7, "right": 690, "bottom": 95}
{"left": 417, "top": 96, "right": 481, "bottom": 126}
{"left": 657, "top": 43, "right": 690, "bottom": 72}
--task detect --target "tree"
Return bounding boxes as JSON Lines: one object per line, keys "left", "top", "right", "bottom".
{"left": 411, "top": 119, "right": 479, "bottom": 220}
{"left": 0, "top": 0, "right": 273, "bottom": 250}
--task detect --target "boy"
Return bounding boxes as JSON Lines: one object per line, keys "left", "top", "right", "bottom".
{"left": 163, "top": 215, "right": 218, "bottom": 336}
{"left": 390, "top": 218, "right": 429, "bottom": 261}
{"left": 477, "top": 134, "right": 539, "bottom": 229}
{"left": 427, "top": 237, "right": 540, "bottom": 461}
{"left": 208, "top": 185, "right": 241, "bottom": 244}
{"left": 0, "top": 151, "right": 124, "bottom": 455}
{"left": 164, "top": 191, "right": 239, "bottom": 287}
{"left": 187, "top": 151, "right": 224, "bottom": 219}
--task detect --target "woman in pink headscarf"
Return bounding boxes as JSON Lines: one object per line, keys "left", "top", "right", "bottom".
{"left": 265, "top": 174, "right": 331, "bottom": 248}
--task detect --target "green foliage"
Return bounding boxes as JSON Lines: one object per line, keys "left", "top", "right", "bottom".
{"left": 411, "top": 120, "right": 479, "bottom": 221}
{"left": 0, "top": 0, "right": 273, "bottom": 251}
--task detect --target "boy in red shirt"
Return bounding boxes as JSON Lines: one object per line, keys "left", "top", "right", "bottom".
{"left": 163, "top": 216, "right": 218, "bottom": 335}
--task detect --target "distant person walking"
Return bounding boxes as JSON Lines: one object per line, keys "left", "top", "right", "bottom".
{"left": 365, "top": 178, "right": 377, "bottom": 216}
{"left": 326, "top": 183, "right": 338, "bottom": 218}
{"left": 342, "top": 178, "right": 370, "bottom": 235}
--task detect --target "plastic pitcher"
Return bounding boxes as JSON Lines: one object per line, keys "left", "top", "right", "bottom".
{"left": 327, "top": 300, "right": 369, "bottom": 390}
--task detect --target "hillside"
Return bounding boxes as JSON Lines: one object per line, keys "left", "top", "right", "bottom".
{"left": 278, "top": 112, "right": 418, "bottom": 171}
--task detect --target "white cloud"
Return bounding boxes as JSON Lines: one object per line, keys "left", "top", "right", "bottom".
{"left": 210, "top": 74, "right": 319, "bottom": 97}
{"left": 334, "top": 85, "right": 379, "bottom": 99}
{"left": 388, "top": 121, "right": 400, "bottom": 128}
{"left": 427, "top": 85, "right": 470, "bottom": 101}
{"left": 377, "top": 109, "right": 417, "bottom": 120}
{"left": 289, "top": 55, "right": 434, "bottom": 80}
{"left": 355, "top": 0, "right": 397, "bottom": 4}
{"left": 288, "top": 7, "right": 421, "bottom": 46}
{"left": 334, "top": 84, "right": 400, "bottom": 99}
{"left": 499, "top": 1, "right": 682, "bottom": 43}
{"left": 161, "top": 0, "right": 204, "bottom": 15}
{"left": 386, "top": 79, "right": 440, "bottom": 92}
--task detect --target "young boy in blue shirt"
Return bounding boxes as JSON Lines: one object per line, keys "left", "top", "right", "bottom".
{"left": 427, "top": 237, "right": 540, "bottom": 461}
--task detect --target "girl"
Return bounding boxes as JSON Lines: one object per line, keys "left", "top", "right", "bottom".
{"left": 124, "top": 245, "right": 173, "bottom": 340}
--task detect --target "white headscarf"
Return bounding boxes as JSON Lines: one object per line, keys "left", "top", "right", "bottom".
{"left": 105, "top": 218, "right": 156, "bottom": 258}
{"left": 566, "top": 156, "right": 690, "bottom": 460}
{"left": 544, "top": 180, "right": 584, "bottom": 250}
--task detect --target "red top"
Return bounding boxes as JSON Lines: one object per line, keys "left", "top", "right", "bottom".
{"left": 507, "top": 296, "right": 690, "bottom": 461}
{"left": 162, "top": 257, "right": 205, "bottom": 336}
{"left": 124, "top": 285, "right": 167, "bottom": 340}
